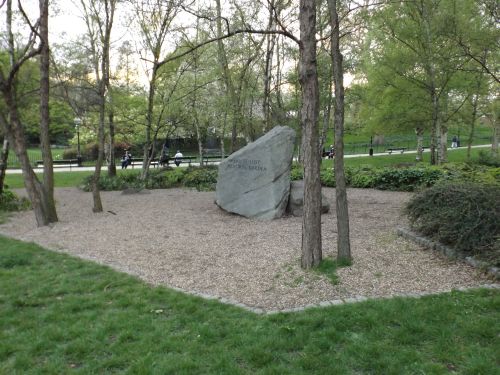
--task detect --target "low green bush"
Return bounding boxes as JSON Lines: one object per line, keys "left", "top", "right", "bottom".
{"left": 62, "top": 148, "right": 78, "bottom": 159}
{"left": 406, "top": 182, "right": 500, "bottom": 265}
{"left": 371, "top": 167, "right": 444, "bottom": 191}
{"left": 80, "top": 167, "right": 215, "bottom": 192}
{"left": 0, "top": 189, "right": 31, "bottom": 212}
{"left": 474, "top": 150, "right": 500, "bottom": 167}
{"left": 320, "top": 168, "right": 335, "bottom": 187}
{"left": 80, "top": 171, "right": 146, "bottom": 191}
{"left": 183, "top": 166, "right": 218, "bottom": 191}
{"left": 290, "top": 163, "right": 304, "bottom": 181}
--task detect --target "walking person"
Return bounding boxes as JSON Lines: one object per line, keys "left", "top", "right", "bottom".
{"left": 451, "top": 135, "right": 458, "bottom": 148}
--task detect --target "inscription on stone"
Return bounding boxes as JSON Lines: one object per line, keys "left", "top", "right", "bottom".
{"left": 215, "top": 126, "right": 296, "bottom": 219}
{"left": 226, "top": 159, "right": 267, "bottom": 172}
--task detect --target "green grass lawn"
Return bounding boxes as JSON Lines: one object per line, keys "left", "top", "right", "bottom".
{"left": 326, "top": 124, "right": 494, "bottom": 152}
{"left": 7, "top": 148, "right": 66, "bottom": 168}
{"left": 320, "top": 146, "right": 488, "bottom": 169}
{"left": 4, "top": 147, "right": 491, "bottom": 189}
{"left": 0, "top": 236, "right": 498, "bottom": 373}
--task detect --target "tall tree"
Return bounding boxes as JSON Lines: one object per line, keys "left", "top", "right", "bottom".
{"left": 299, "top": 0, "right": 322, "bottom": 268}
{"left": 38, "top": 0, "right": 58, "bottom": 222}
{"left": 327, "top": 0, "right": 351, "bottom": 262}
{"left": 215, "top": 0, "right": 242, "bottom": 153}
{"left": 0, "top": 0, "right": 58, "bottom": 226}
{"left": 80, "top": 0, "right": 117, "bottom": 212}
{"left": 131, "top": 0, "right": 179, "bottom": 179}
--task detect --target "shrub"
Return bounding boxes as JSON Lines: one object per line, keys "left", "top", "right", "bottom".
{"left": 371, "top": 167, "right": 444, "bottom": 191}
{"left": 80, "top": 174, "right": 137, "bottom": 191}
{"left": 83, "top": 143, "right": 99, "bottom": 161}
{"left": 0, "top": 190, "right": 31, "bottom": 212}
{"left": 114, "top": 142, "right": 132, "bottom": 158}
{"left": 183, "top": 166, "right": 218, "bottom": 191}
{"left": 290, "top": 163, "right": 304, "bottom": 181}
{"left": 145, "top": 168, "right": 185, "bottom": 189}
{"left": 406, "top": 182, "right": 500, "bottom": 264}
{"left": 320, "top": 168, "right": 335, "bottom": 187}
{"left": 474, "top": 150, "right": 500, "bottom": 167}
{"left": 62, "top": 148, "right": 78, "bottom": 159}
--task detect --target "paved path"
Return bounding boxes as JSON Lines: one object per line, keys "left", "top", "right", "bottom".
{"left": 5, "top": 144, "right": 493, "bottom": 174}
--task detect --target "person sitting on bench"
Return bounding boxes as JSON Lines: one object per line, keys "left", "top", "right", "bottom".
{"left": 174, "top": 150, "right": 183, "bottom": 167}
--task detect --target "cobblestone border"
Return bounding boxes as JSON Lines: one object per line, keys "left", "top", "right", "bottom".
{"left": 396, "top": 227, "right": 499, "bottom": 280}
{"left": 167, "top": 283, "right": 499, "bottom": 315}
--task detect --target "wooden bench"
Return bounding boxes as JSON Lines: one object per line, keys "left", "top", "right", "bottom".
{"left": 386, "top": 148, "right": 407, "bottom": 154}
{"left": 127, "top": 158, "right": 160, "bottom": 168}
{"left": 36, "top": 159, "right": 80, "bottom": 169}
{"left": 158, "top": 156, "right": 196, "bottom": 167}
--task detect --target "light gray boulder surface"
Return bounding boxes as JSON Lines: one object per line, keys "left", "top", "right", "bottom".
{"left": 286, "top": 180, "right": 330, "bottom": 217}
{"left": 215, "top": 126, "right": 296, "bottom": 219}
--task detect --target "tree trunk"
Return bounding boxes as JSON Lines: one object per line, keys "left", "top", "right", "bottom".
{"left": 0, "top": 0, "right": 52, "bottom": 226}
{"left": 215, "top": 0, "right": 240, "bottom": 153}
{"left": 263, "top": 3, "right": 276, "bottom": 132}
{"left": 428, "top": 87, "right": 439, "bottom": 165}
{"left": 38, "top": 0, "right": 58, "bottom": 223}
{"left": 439, "top": 125, "right": 448, "bottom": 163}
{"left": 1, "top": 96, "right": 49, "bottom": 225}
{"left": 415, "top": 127, "right": 424, "bottom": 161}
{"left": 320, "top": 79, "right": 333, "bottom": 155}
{"left": 91, "top": 0, "right": 116, "bottom": 213}
{"left": 108, "top": 109, "right": 116, "bottom": 177}
{"left": 328, "top": 0, "right": 351, "bottom": 263}
{"left": 299, "top": 0, "right": 322, "bottom": 269}
{"left": 0, "top": 138, "right": 9, "bottom": 194}
{"left": 142, "top": 67, "right": 157, "bottom": 180}
{"left": 492, "top": 115, "right": 499, "bottom": 157}
{"left": 92, "top": 92, "right": 105, "bottom": 213}
{"left": 467, "top": 92, "right": 480, "bottom": 160}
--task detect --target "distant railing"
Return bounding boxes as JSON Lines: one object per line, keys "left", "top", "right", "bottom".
{"left": 4, "top": 135, "right": 493, "bottom": 169}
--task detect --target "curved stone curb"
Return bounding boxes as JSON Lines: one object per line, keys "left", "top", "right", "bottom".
{"left": 41, "top": 242, "right": 500, "bottom": 316}
{"left": 396, "top": 227, "right": 499, "bottom": 280}
{"left": 166, "top": 283, "right": 499, "bottom": 315}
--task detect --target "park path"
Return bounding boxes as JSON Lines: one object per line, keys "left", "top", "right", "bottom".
{"left": 5, "top": 144, "right": 493, "bottom": 174}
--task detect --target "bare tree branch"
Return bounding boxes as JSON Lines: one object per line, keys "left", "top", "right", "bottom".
{"left": 157, "top": 28, "right": 299, "bottom": 69}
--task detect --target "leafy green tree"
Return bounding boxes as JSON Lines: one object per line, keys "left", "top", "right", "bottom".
{"left": 361, "top": 0, "right": 495, "bottom": 164}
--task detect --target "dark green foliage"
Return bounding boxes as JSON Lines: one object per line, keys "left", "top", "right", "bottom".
{"left": 62, "top": 148, "right": 77, "bottom": 159}
{"left": 290, "top": 163, "right": 303, "bottom": 181}
{"left": 0, "top": 190, "right": 31, "bottom": 212}
{"left": 79, "top": 167, "right": 215, "bottom": 192}
{"left": 406, "top": 182, "right": 500, "bottom": 264}
{"left": 144, "top": 168, "right": 185, "bottom": 189}
{"left": 474, "top": 150, "right": 500, "bottom": 167}
{"left": 320, "top": 168, "right": 336, "bottom": 187}
{"left": 371, "top": 167, "right": 445, "bottom": 191}
{"left": 183, "top": 166, "right": 218, "bottom": 191}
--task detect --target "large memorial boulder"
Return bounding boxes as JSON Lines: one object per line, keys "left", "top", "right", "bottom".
{"left": 216, "top": 126, "right": 296, "bottom": 219}
{"left": 286, "top": 180, "right": 330, "bottom": 217}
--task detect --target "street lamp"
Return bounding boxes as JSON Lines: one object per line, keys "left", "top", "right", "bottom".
{"left": 74, "top": 117, "right": 82, "bottom": 166}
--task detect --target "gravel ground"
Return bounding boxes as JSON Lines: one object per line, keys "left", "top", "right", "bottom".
{"left": 0, "top": 187, "right": 492, "bottom": 310}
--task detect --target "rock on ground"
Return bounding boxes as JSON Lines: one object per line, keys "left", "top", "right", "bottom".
{"left": 215, "top": 126, "right": 295, "bottom": 220}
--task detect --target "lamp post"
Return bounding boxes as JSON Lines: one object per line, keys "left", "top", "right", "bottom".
{"left": 74, "top": 117, "right": 82, "bottom": 166}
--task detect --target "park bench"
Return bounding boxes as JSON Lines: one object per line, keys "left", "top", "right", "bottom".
{"left": 386, "top": 147, "right": 407, "bottom": 154}
{"left": 36, "top": 159, "right": 80, "bottom": 169}
{"left": 158, "top": 156, "right": 196, "bottom": 167}
{"left": 127, "top": 158, "right": 160, "bottom": 168}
